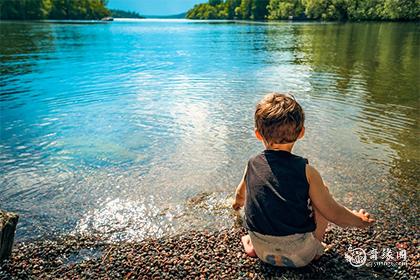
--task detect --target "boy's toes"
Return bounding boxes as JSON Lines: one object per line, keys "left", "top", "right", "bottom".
{"left": 247, "top": 250, "right": 257, "bottom": 258}
{"left": 241, "top": 235, "right": 257, "bottom": 258}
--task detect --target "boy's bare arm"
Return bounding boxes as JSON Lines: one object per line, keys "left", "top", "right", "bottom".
{"left": 232, "top": 165, "right": 247, "bottom": 210}
{"left": 306, "top": 165, "right": 375, "bottom": 229}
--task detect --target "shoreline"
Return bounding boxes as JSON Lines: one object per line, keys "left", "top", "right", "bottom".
{"left": 1, "top": 19, "right": 419, "bottom": 23}
{"left": 1, "top": 223, "right": 416, "bottom": 279}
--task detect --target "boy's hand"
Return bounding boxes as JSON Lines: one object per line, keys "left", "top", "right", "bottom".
{"left": 232, "top": 194, "right": 245, "bottom": 211}
{"left": 352, "top": 209, "right": 375, "bottom": 228}
{"left": 233, "top": 165, "right": 248, "bottom": 211}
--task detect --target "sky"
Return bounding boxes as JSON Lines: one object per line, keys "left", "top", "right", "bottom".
{"left": 108, "top": 0, "right": 204, "bottom": 16}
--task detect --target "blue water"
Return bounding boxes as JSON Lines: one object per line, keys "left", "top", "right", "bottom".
{"left": 1, "top": 20, "right": 419, "bottom": 241}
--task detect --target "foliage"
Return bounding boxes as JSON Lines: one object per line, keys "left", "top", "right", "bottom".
{"left": 186, "top": 3, "right": 219, "bottom": 19}
{"left": 267, "top": 0, "right": 305, "bottom": 19}
{"left": 251, "top": 0, "right": 269, "bottom": 19}
{"left": 187, "top": 0, "right": 269, "bottom": 20}
{"left": 209, "top": 0, "right": 223, "bottom": 5}
{"left": 345, "top": 0, "right": 382, "bottom": 20}
{"left": 225, "top": 0, "right": 241, "bottom": 18}
{"left": 303, "top": 0, "right": 348, "bottom": 20}
{"left": 110, "top": 9, "right": 144, "bottom": 19}
{"left": 186, "top": 0, "right": 420, "bottom": 21}
{"left": 381, "top": 0, "right": 420, "bottom": 21}
{"left": 346, "top": 0, "right": 420, "bottom": 21}
{"left": 239, "top": 0, "right": 252, "bottom": 19}
{"left": 0, "top": 0, "right": 110, "bottom": 20}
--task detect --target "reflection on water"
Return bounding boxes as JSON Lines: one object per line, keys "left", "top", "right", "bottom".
{"left": 0, "top": 20, "right": 419, "bottom": 241}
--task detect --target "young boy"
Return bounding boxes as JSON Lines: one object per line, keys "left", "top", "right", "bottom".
{"left": 232, "top": 93, "right": 375, "bottom": 267}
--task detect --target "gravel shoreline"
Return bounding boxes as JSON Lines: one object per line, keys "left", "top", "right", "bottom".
{"left": 0, "top": 222, "right": 418, "bottom": 279}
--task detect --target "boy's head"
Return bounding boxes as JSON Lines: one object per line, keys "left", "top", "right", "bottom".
{"left": 254, "top": 93, "right": 305, "bottom": 145}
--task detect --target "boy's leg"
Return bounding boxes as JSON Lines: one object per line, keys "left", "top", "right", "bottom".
{"left": 241, "top": 235, "right": 257, "bottom": 257}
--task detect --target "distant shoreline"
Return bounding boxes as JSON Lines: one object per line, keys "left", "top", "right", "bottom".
{"left": 1, "top": 18, "right": 418, "bottom": 24}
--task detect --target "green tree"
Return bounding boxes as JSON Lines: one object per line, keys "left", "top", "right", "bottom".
{"left": 234, "top": 6, "right": 242, "bottom": 18}
{"left": 48, "top": 0, "right": 67, "bottom": 19}
{"left": 346, "top": 0, "right": 382, "bottom": 20}
{"left": 187, "top": 0, "right": 240, "bottom": 19}
{"left": 26, "top": 0, "right": 52, "bottom": 19}
{"left": 0, "top": 0, "right": 52, "bottom": 19}
{"left": 251, "top": 0, "right": 269, "bottom": 20}
{"left": 240, "top": 0, "right": 252, "bottom": 19}
{"left": 0, "top": 0, "right": 24, "bottom": 19}
{"left": 0, "top": 0, "right": 109, "bottom": 20}
{"left": 303, "top": 0, "right": 347, "bottom": 20}
{"left": 186, "top": 3, "right": 219, "bottom": 19}
{"left": 225, "top": 0, "right": 241, "bottom": 18}
{"left": 380, "top": 0, "right": 420, "bottom": 21}
{"left": 87, "top": 0, "right": 110, "bottom": 19}
{"left": 267, "top": 0, "right": 305, "bottom": 19}
{"left": 209, "top": 0, "right": 223, "bottom": 6}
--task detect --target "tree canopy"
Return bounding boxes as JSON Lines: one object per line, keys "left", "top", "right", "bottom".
{"left": 186, "top": 0, "right": 420, "bottom": 21}
{"left": 0, "top": 0, "right": 110, "bottom": 20}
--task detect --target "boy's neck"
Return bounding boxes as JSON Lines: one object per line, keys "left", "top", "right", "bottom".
{"left": 264, "top": 142, "right": 295, "bottom": 153}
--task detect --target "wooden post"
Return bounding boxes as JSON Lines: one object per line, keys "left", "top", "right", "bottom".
{"left": 0, "top": 210, "right": 19, "bottom": 262}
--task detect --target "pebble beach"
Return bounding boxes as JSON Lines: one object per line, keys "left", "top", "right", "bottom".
{"left": 1, "top": 221, "right": 418, "bottom": 279}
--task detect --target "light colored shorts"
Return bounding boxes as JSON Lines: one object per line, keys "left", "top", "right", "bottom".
{"left": 249, "top": 231, "right": 325, "bottom": 267}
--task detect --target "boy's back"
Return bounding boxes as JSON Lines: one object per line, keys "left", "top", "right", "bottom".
{"left": 245, "top": 150, "right": 316, "bottom": 236}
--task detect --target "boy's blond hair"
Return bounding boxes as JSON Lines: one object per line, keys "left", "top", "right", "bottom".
{"left": 255, "top": 93, "right": 305, "bottom": 144}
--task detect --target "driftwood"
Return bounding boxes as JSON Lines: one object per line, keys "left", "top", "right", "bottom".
{"left": 0, "top": 210, "right": 19, "bottom": 262}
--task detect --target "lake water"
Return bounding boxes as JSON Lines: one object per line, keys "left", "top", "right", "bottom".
{"left": 1, "top": 20, "right": 419, "bottom": 241}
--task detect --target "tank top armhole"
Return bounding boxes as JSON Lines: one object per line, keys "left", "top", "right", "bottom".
{"left": 244, "top": 160, "right": 249, "bottom": 181}
{"left": 303, "top": 158, "right": 310, "bottom": 187}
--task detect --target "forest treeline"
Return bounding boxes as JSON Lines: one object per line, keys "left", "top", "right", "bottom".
{"left": 186, "top": 0, "right": 419, "bottom": 21}
{"left": 110, "top": 9, "right": 144, "bottom": 19}
{"left": 0, "top": 0, "right": 110, "bottom": 20}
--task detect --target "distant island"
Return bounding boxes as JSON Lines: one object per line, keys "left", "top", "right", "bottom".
{"left": 110, "top": 9, "right": 144, "bottom": 19}
{"left": 186, "top": 0, "right": 419, "bottom": 21}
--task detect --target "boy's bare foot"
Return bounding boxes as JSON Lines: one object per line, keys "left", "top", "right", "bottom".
{"left": 241, "top": 235, "right": 257, "bottom": 258}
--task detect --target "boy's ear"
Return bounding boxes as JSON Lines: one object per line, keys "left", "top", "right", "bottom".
{"left": 298, "top": 126, "right": 305, "bottom": 139}
{"left": 254, "top": 129, "right": 264, "bottom": 141}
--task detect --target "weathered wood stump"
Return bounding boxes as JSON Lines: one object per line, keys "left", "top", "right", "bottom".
{"left": 0, "top": 210, "right": 19, "bottom": 262}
